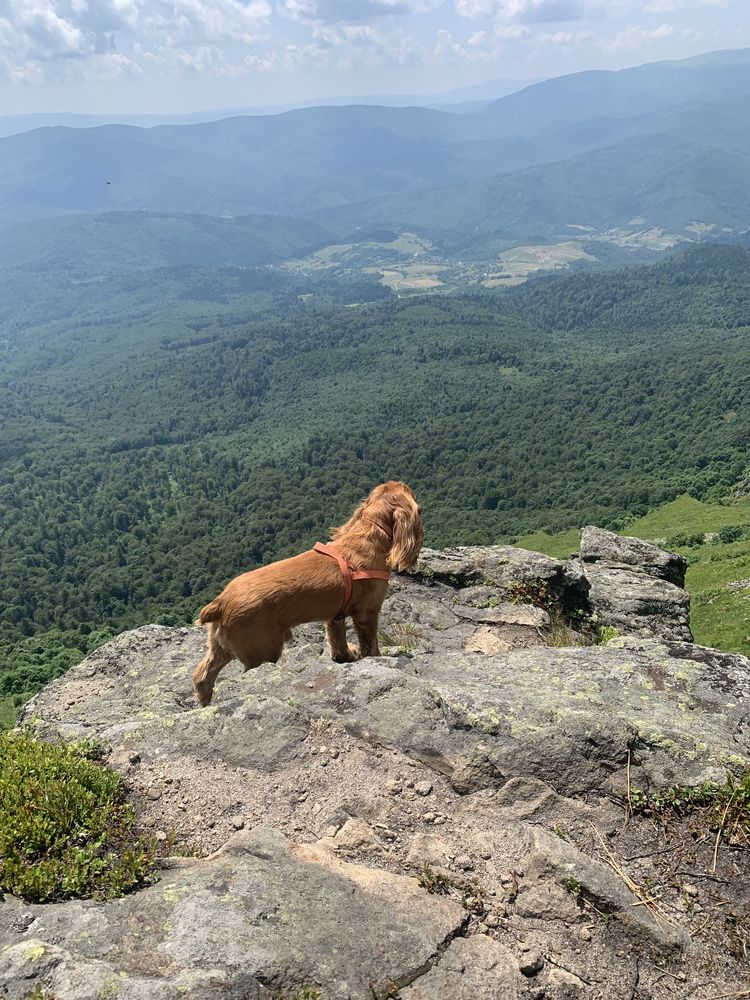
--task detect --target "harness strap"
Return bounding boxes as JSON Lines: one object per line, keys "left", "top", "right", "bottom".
{"left": 314, "top": 542, "right": 390, "bottom": 621}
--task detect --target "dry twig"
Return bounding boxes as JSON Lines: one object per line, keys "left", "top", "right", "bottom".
{"left": 589, "top": 823, "right": 679, "bottom": 928}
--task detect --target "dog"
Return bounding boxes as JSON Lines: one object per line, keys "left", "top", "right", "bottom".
{"left": 192, "top": 481, "right": 423, "bottom": 706}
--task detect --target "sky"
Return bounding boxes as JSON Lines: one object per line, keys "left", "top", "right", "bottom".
{"left": 0, "top": 0, "right": 747, "bottom": 114}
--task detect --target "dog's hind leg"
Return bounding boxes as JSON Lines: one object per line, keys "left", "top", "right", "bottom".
{"left": 325, "top": 619, "right": 359, "bottom": 663}
{"left": 193, "top": 624, "right": 233, "bottom": 707}
{"left": 352, "top": 610, "right": 381, "bottom": 658}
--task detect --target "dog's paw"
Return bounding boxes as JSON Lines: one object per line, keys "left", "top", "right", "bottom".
{"left": 330, "top": 643, "right": 360, "bottom": 663}
{"left": 193, "top": 682, "right": 214, "bottom": 707}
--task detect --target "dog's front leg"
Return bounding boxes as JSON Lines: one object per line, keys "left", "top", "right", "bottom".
{"left": 352, "top": 610, "right": 381, "bottom": 658}
{"left": 325, "top": 619, "right": 359, "bottom": 662}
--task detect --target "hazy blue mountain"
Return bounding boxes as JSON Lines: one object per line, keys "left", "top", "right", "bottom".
{"left": 479, "top": 47, "right": 750, "bottom": 136}
{"left": 0, "top": 48, "right": 748, "bottom": 239}
{"left": 0, "top": 78, "right": 534, "bottom": 140}
{"left": 335, "top": 129, "right": 750, "bottom": 245}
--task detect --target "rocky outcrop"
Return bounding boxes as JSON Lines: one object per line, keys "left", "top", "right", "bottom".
{"left": 579, "top": 526, "right": 692, "bottom": 642}
{"left": 3, "top": 533, "right": 749, "bottom": 1000}
{"left": 415, "top": 530, "right": 692, "bottom": 643}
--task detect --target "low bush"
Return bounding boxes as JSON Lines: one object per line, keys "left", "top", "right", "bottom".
{"left": 0, "top": 731, "right": 157, "bottom": 903}
{"left": 630, "top": 771, "right": 750, "bottom": 846}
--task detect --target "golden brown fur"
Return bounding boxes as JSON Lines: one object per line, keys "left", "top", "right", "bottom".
{"left": 193, "top": 481, "right": 423, "bottom": 706}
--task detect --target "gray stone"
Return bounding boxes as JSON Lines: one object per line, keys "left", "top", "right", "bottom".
{"left": 10, "top": 535, "right": 750, "bottom": 999}
{"left": 414, "top": 545, "right": 568, "bottom": 591}
{"left": 579, "top": 526, "right": 692, "bottom": 641}
{"left": 22, "top": 626, "right": 750, "bottom": 801}
{"left": 518, "top": 949, "right": 545, "bottom": 977}
{"left": 524, "top": 829, "right": 689, "bottom": 953}
{"left": 0, "top": 829, "right": 467, "bottom": 1000}
{"left": 465, "top": 628, "right": 513, "bottom": 656}
{"left": 580, "top": 526, "right": 688, "bottom": 586}
{"left": 399, "top": 936, "right": 523, "bottom": 1000}
{"left": 454, "top": 604, "right": 550, "bottom": 628}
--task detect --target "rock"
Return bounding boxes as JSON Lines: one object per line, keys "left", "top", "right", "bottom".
{"left": 10, "top": 535, "right": 750, "bottom": 999}
{"left": 406, "top": 833, "right": 452, "bottom": 868}
{"left": 332, "top": 818, "right": 379, "bottom": 852}
{"left": 0, "top": 828, "right": 467, "bottom": 1000}
{"left": 414, "top": 545, "right": 568, "bottom": 592}
{"left": 23, "top": 623, "right": 750, "bottom": 800}
{"left": 580, "top": 526, "right": 688, "bottom": 586}
{"left": 514, "top": 885, "right": 581, "bottom": 923}
{"left": 580, "top": 526, "right": 692, "bottom": 641}
{"left": 399, "top": 935, "right": 523, "bottom": 1000}
{"left": 455, "top": 604, "right": 550, "bottom": 628}
{"left": 525, "top": 829, "right": 689, "bottom": 953}
{"left": 465, "top": 628, "right": 513, "bottom": 655}
{"left": 518, "top": 949, "right": 545, "bottom": 977}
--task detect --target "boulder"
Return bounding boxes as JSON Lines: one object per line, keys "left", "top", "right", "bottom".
{"left": 0, "top": 828, "right": 467, "bottom": 1000}
{"left": 579, "top": 526, "right": 692, "bottom": 641}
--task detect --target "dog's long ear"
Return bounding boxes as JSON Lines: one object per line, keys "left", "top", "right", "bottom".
{"left": 387, "top": 501, "right": 424, "bottom": 572}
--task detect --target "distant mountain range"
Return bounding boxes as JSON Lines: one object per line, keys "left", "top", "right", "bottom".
{"left": 0, "top": 78, "right": 535, "bottom": 139}
{"left": 0, "top": 48, "right": 748, "bottom": 254}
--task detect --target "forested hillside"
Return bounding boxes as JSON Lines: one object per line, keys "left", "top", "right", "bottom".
{"left": 2, "top": 244, "right": 750, "bottom": 723}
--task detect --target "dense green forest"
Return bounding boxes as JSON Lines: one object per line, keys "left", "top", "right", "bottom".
{"left": 2, "top": 244, "right": 750, "bottom": 724}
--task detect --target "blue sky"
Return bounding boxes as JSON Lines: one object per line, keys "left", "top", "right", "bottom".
{"left": 0, "top": 0, "right": 747, "bottom": 113}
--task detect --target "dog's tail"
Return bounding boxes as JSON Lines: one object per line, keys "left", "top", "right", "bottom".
{"left": 197, "top": 596, "right": 224, "bottom": 625}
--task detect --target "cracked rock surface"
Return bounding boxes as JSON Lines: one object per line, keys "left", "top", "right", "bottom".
{"left": 3, "top": 535, "right": 749, "bottom": 999}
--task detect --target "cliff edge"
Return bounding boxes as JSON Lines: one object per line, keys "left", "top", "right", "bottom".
{"left": 2, "top": 530, "right": 748, "bottom": 999}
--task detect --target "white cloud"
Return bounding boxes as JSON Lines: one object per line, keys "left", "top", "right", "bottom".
{"left": 642, "top": 0, "right": 679, "bottom": 11}
{"left": 282, "top": 0, "right": 433, "bottom": 24}
{"left": 0, "top": 0, "right": 275, "bottom": 84}
{"left": 607, "top": 20, "right": 674, "bottom": 48}
{"left": 537, "top": 27, "right": 594, "bottom": 41}
{"left": 456, "top": 0, "right": 594, "bottom": 21}
{"left": 494, "top": 22, "right": 529, "bottom": 37}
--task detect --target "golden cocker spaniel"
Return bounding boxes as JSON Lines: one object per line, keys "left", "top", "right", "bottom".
{"left": 193, "top": 481, "right": 423, "bottom": 706}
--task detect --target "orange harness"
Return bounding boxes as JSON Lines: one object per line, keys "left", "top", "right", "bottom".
{"left": 313, "top": 542, "right": 390, "bottom": 621}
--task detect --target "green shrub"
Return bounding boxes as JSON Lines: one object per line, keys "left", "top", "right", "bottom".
{"left": 630, "top": 771, "right": 750, "bottom": 846}
{"left": 717, "top": 524, "right": 744, "bottom": 544}
{"left": 666, "top": 531, "right": 705, "bottom": 549}
{"left": 597, "top": 625, "right": 620, "bottom": 645}
{"left": 0, "top": 731, "right": 157, "bottom": 902}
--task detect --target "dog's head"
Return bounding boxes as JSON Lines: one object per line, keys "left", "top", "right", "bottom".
{"left": 358, "top": 481, "right": 424, "bottom": 572}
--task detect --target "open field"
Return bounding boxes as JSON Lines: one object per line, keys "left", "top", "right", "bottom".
{"left": 372, "top": 263, "right": 449, "bottom": 290}
{"left": 281, "top": 231, "right": 434, "bottom": 274}
{"left": 481, "top": 242, "right": 597, "bottom": 287}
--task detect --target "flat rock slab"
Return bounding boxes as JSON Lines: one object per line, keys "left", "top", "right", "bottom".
{"left": 0, "top": 828, "right": 467, "bottom": 1000}
{"left": 23, "top": 626, "right": 750, "bottom": 798}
